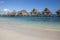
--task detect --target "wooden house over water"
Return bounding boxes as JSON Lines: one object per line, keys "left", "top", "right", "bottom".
{"left": 8, "top": 10, "right": 17, "bottom": 16}
{"left": 30, "top": 8, "right": 40, "bottom": 16}
{"left": 56, "top": 9, "right": 60, "bottom": 16}
{"left": 42, "top": 8, "right": 51, "bottom": 15}
{"left": 18, "top": 10, "right": 28, "bottom": 16}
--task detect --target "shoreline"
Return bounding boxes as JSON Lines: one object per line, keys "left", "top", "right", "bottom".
{"left": 8, "top": 21, "right": 60, "bottom": 32}
{"left": 0, "top": 20, "right": 60, "bottom": 32}
{"left": 0, "top": 20, "right": 60, "bottom": 40}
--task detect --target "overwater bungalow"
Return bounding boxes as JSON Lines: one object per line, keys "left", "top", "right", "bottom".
{"left": 8, "top": 10, "right": 17, "bottom": 16}
{"left": 30, "top": 8, "right": 40, "bottom": 16}
{"left": 56, "top": 9, "right": 60, "bottom": 16}
{"left": 18, "top": 10, "right": 28, "bottom": 16}
{"left": 42, "top": 8, "right": 51, "bottom": 16}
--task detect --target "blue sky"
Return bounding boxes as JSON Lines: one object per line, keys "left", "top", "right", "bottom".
{"left": 0, "top": 0, "right": 60, "bottom": 12}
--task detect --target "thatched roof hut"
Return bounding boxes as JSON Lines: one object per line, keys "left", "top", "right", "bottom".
{"left": 18, "top": 10, "right": 28, "bottom": 16}
{"left": 42, "top": 8, "right": 51, "bottom": 15}
{"left": 31, "top": 8, "right": 40, "bottom": 16}
{"left": 8, "top": 10, "right": 17, "bottom": 16}
{"left": 56, "top": 9, "right": 60, "bottom": 15}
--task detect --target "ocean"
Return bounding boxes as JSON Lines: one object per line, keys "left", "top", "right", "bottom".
{"left": 0, "top": 16, "right": 60, "bottom": 30}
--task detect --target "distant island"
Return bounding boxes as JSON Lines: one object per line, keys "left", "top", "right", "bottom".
{"left": 0, "top": 8, "right": 60, "bottom": 17}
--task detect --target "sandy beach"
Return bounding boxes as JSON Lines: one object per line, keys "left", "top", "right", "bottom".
{"left": 0, "top": 0, "right": 60, "bottom": 40}
{"left": 0, "top": 20, "right": 60, "bottom": 40}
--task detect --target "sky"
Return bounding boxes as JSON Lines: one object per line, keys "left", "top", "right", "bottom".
{"left": 0, "top": 0, "right": 60, "bottom": 13}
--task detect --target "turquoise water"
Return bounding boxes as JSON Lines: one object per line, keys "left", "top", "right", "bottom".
{"left": 0, "top": 16, "right": 60, "bottom": 29}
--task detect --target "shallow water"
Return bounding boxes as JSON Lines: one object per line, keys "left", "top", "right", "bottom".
{"left": 0, "top": 16, "right": 60, "bottom": 29}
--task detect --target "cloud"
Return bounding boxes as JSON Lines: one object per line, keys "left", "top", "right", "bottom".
{"left": 3, "top": 9, "right": 9, "bottom": 11}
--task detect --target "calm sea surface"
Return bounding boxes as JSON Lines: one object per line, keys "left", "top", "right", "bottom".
{"left": 0, "top": 16, "right": 60, "bottom": 29}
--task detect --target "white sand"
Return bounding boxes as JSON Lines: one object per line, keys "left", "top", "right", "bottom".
{"left": 0, "top": 28, "right": 41, "bottom": 40}
{"left": 0, "top": 20, "right": 60, "bottom": 40}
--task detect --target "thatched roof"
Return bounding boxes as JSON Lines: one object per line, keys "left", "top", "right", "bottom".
{"left": 9, "top": 10, "right": 17, "bottom": 15}
{"left": 20, "top": 10, "right": 28, "bottom": 13}
{"left": 42, "top": 8, "right": 51, "bottom": 13}
{"left": 31, "top": 8, "right": 39, "bottom": 14}
{"left": 32, "top": 8, "right": 39, "bottom": 12}
{"left": 18, "top": 10, "right": 28, "bottom": 16}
